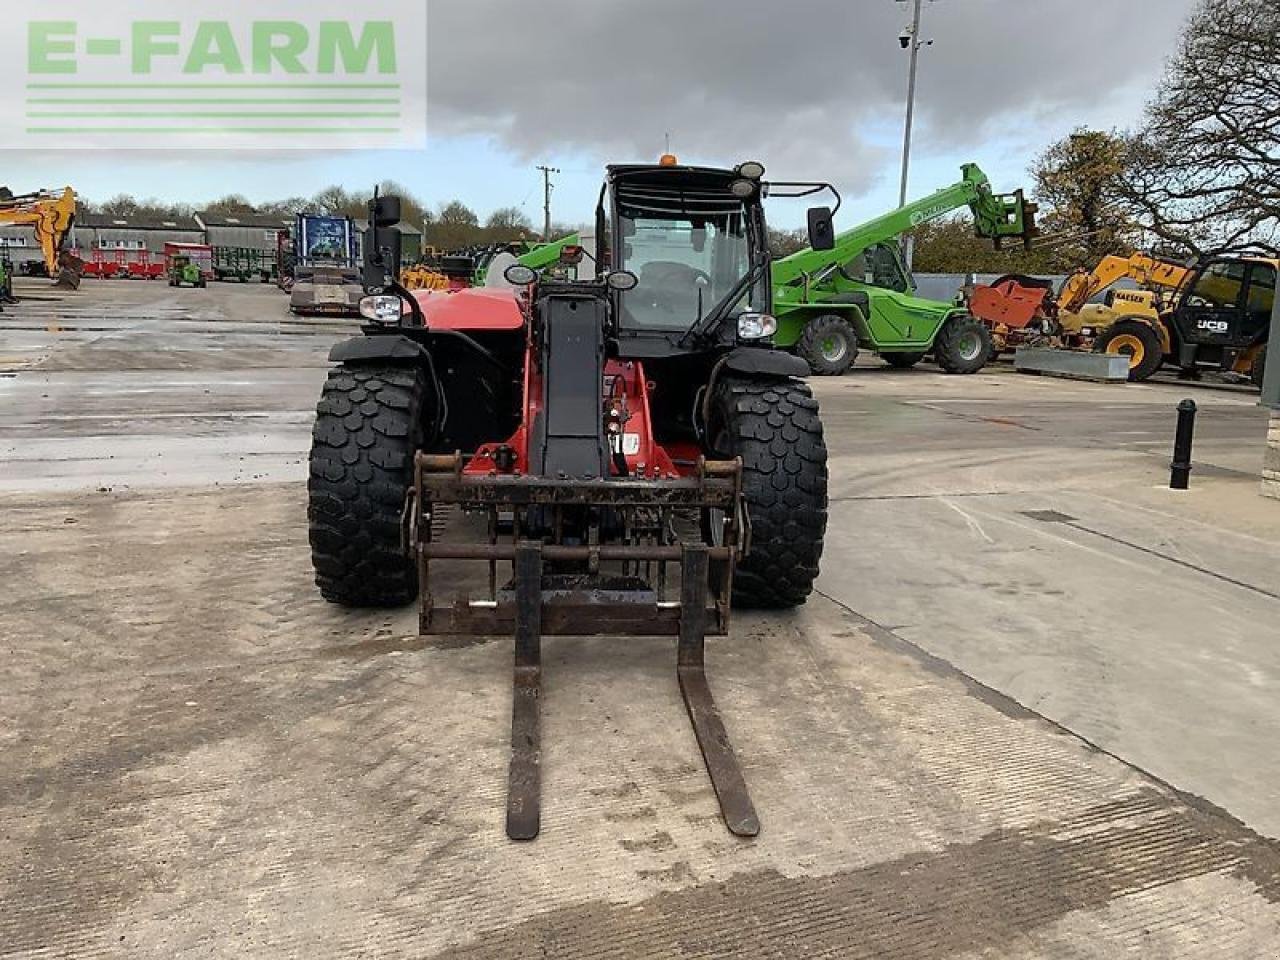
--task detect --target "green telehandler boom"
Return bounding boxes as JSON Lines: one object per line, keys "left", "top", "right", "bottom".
{"left": 772, "top": 163, "right": 1038, "bottom": 375}
{"left": 471, "top": 234, "right": 583, "bottom": 286}
{"left": 517, "top": 233, "right": 582, "bottom": 272}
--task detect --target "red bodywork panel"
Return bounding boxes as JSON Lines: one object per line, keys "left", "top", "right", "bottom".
{"left": 970, "top": 280, "right": 1053, "bottom": 330}
{"left": 466, "top": 350, "right": 690, "bottom": 481}
{"left": 412, "top": 287, "right": 525, "bottom": 331}
{"left": 419, "top": 285, "right": 696, "bottom": 480}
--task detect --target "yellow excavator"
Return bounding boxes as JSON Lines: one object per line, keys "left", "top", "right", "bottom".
{"left": 0, "top": 187, "right": 82, "bottom": 289}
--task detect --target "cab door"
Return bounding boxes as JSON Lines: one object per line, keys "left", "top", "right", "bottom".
{"left": 1242, "top": 263, "right": 1276, "bottom": 347}
{"left": 1171, "top": 259, "right": 1250, "bottom": 351}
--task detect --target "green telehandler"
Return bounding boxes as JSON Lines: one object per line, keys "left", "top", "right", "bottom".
{"left": 773, "top": 164, "right": 1038, "bottom": 375}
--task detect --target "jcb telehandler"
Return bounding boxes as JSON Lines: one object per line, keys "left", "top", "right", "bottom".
{"left": 1091, "top": 255, "right": 1276, "bottom": 385}
{"left": 308, "top": 160, "right": 835, "bottom": 840}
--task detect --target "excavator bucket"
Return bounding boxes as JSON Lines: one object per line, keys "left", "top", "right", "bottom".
{"left": 54, "top": 252, "right": 83, "bottom": 290}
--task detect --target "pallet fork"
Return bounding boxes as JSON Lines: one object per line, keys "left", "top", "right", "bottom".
{"left": 410, "top": 453, "right": 760, "bottom": 841}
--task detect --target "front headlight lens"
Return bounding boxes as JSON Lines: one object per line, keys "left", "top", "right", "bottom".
{"left": 359, "top": 295, "right": 403, "bottom": 325}
{"left": 737, "top": 312, "right": 778, "bottom": 340}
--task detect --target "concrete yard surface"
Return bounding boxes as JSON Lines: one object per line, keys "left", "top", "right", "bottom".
{"left": 5, "top": 485, "right": 1280, "bottom": 958}
{"left": 3, "top": 280, "right": 1280, "bottom": 958}
{"left": 817, "top": 364, "right": 1280, "bottom": 840}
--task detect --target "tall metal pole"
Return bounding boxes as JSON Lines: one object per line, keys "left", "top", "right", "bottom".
{"left": 536, "top": 165, "right": 559, "bottom": 241}
{"left": 898, "top": 0, "right": 924, "bottom": 270}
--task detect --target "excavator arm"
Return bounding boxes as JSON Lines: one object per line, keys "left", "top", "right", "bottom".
{"left": 772, "top": 164, "right": 1038, "bottom": 288}
{"left": 0, "top": 187, "right": 80, "bottom": 287}
{"left": 1056, "top": 253, "right": 1190, "bottom": 315}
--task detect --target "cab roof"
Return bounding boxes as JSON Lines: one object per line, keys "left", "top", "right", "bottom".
{"left": 606, "top": 165, "right": 751, "bottom": 220}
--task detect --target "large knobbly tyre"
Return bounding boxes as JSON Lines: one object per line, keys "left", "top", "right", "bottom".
{"left": 934, "top": 315, "right": 993, "bottom": 374}
{"left": 710, "top": 377, "right": 829, "bottom": 608}
{"left": 1251, "top": 345, "right": 1267, "bottom": 390}
{"left": 1094, "top": 319, "right": 1164, "bottom": 382}
{"left": 797, "top": 315, "right": 859, "bottom": 376}
{"left": 309, "top": 364, "right": 426, "bottom": 607}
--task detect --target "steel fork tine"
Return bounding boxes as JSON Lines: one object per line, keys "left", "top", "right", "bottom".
{"left": 507, "top": 542, "right": 543, "bottom": 841}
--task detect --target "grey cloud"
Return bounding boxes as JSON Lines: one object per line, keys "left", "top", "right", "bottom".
{"left": 427, "top": 0, "right": 1197, "bottom": 194}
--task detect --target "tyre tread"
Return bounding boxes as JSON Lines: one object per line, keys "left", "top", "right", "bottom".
{"left": 307, "top": 364, "right": 424, "bottom": 607}
{"left": 713, "top": 377, "right": 829, "bottom": 608}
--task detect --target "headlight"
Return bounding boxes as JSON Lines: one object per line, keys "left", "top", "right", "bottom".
{"left": 606, "top": 270, "right": 638, "bottom": 292}
{"left": 503, "top": 264, "right": 537, "bottom": 286}
{"left": 1081, "top": 327, "right": 1095, "bottom": 338}
{"left": 359, "top": 295, "right": 403, "bottom": 325}
{"left": 737, "top": 313, "right": 778, "bottom": 340}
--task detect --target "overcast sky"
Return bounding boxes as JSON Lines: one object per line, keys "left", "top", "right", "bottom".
{"left": 9, "top": 0, "right": 1199, "bottom": 228}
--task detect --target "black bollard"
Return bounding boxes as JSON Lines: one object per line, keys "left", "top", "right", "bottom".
{"left": 1170, "top": 399, "right": 1197, "bottom": 490}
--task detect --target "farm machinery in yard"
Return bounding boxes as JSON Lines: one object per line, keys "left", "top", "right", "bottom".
{"left": 290, "top": 214, "right": 363, "bottom": 316}
{"left": 308, "top": 160, "right": 835, "bottom": 839}
{"left": 401, "top": 236, "right": 587, "bottom": 292}
{"left": 164, "top": 243, "right": 212, "bottom": 287}
{"left": 971, "top": 254, "right": 1275, "bottom": 386}
{"left": 772, "top": 164, "right": 1038, "bottom": 375}
{"left": 213, "top": 246, "right": 275, "bottom": 283}
{"left": 0, "top": 187, "right": 83, "bottom": 289}
{"left": 969, "top": 253, "right": 1191, "bottom": 355}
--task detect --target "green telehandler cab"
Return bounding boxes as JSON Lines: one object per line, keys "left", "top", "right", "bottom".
{"left": 773, "top": 163, "right": 1038, "bottom": 375}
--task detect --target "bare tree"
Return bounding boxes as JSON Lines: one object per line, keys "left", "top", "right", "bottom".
{"left": 485, "top": 206, "right": 534, "bottom": 241}
{"left": 97, "top": 194, "right": 142, "bottom": 217}
{"left": 427, "top": 200, "right": 484, "bottom": 250}
{"left": 1119, "top": 0, "right": 1279, "bottom": 256}
{"left": 202, "top": 194, "right": 257, "bottom": 216}
{"left": 310, "top": 185, "right": 362, "bottom": 218}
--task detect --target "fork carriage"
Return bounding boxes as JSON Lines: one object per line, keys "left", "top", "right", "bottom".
{"left": 409, "top": 452, "right": 759, "bottom": 840}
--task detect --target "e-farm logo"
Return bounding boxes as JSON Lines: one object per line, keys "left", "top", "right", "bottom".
{"left": 7, "top": 2, "right": 426, "bottom": 149}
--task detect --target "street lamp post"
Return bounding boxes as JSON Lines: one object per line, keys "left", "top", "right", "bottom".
{"left": 897, "top": 0, "right": 931, "bottom": 270}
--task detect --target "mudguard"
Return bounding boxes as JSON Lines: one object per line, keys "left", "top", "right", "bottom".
{"left": 722, "top": 346, "right": 810, "bottom": 379}
{"left": 329, "top": 334, "right": 427, "bottom": 365}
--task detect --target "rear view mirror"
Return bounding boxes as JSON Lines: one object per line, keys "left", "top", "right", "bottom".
{"left": 371, "top": 195, "right": 402, "bottom": 228}
{"left": 807, "top": 206, "right": 835, "bottom": 251}
{"left": 363, "top": 226, "right": 402, "bottom": 291}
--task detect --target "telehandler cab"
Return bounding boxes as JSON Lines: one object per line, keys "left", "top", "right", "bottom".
{"left": 308, "top": 160, "right": 835, "bottom": 840}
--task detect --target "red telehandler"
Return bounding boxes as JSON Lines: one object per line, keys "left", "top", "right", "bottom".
{"left": 309, "top": 160, "right": 838, "bottom": 840}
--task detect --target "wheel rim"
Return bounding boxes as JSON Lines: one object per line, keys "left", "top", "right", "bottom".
{"left": 1107, "top": 334, "right": 1145, "bottom": 369}
{"left": 957, "top": 331, "right": 983, "bottom": 362}
{"left": 820, "top": 333, "right": 848, "bottom": 364}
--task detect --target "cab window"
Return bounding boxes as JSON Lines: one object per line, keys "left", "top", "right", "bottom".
{"left": 1188, "top": 261, "right": 1247, "bottom": 309}
{"left": 865, "top": 243, "right": 910, "bottom": 293}
{"left": 1246, "top": 265, "right": 1276, "bottom": 325}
